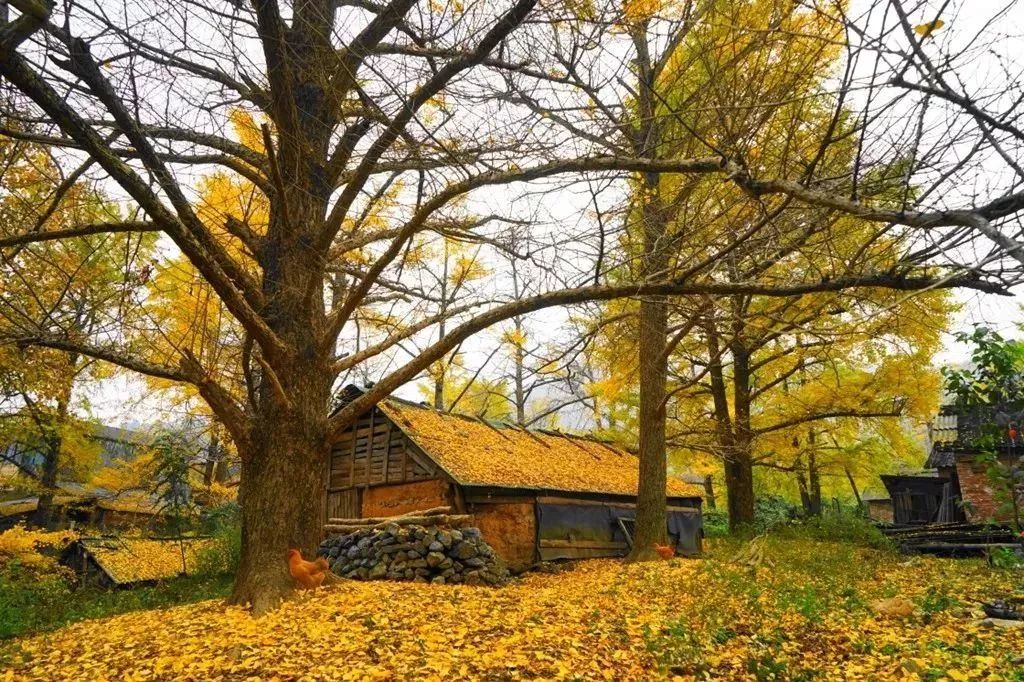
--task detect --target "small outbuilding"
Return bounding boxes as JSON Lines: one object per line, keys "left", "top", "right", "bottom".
{"left": 880, "top": 470, "right": 961, "bottom": 525}
{"left": 62, "top": 536, "right": 212, "bottom": 587}
{"left": 326, "top": 388, "right": 704, "bottom": 571}
{"left": 861, "top": 492, "right": 894, "bottom": 523}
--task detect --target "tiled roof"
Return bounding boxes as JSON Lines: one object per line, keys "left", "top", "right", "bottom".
{"left": 925, "top": 447, "right": 957, "bottom": 469}
{"left": 78, "top": 537, "right": 211, "bottom": 584}
{"left": 378, "top": 400, "right": 703, "bottom": 499}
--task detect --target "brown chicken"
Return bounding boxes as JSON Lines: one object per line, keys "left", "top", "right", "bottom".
{"left": 653, "top": 543, "right": 675, "bottom": 560}
{"left": 287, "top": 549, "right": 330, "bottom": 589}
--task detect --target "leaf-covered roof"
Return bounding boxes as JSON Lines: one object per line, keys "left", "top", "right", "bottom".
{"left": 378, "top": 400, "right": 702, "bottom": 499}
{"left": 78, "top": 537, "right": 210, "bottom": 584}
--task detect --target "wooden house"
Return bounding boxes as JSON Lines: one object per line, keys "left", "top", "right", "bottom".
{"left": 326, "top": 389, "right": 704, "bottom": 571}
{"left": 880, "top": 470, "right": 961, "bottom": 525}
{"left": 0, "top": 483, "right": 166, "bottom": 532}
{"left": 877, "top": 403, "right": 1024, "bottom": 526}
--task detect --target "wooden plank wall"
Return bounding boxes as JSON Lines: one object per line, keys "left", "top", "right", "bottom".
{"left": 326, "top": 408, "right": 439, "bottom": 521}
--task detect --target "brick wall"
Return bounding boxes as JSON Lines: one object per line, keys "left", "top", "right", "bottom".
{"left": 956, "top": 458, "right": 1023, "bottom": 522}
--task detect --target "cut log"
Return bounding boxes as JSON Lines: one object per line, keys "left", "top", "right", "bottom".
{"left": 327, "top": 506, "right": 452, "bottom": 526}
{"left": 324, "top": 514, "right": 472, "bottom": 534}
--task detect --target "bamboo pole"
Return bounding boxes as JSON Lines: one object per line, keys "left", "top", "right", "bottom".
{"left": 324, "top": 513, "right": 472, "bottom": 534}
{"left": 326, "top": 506, "right": 452, "bottom": 526}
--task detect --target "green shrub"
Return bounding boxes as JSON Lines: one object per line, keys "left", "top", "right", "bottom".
{"left": 0, "top": 561, "right": 231, "bottom": 640}
{"left": 702, "top": 508, "right": 730, "bottom": 538}
{"left": 753, "top": 495, "right": 799, "bottom": 534}
{"left": 781, "top": 513, "right": 893, "bottom": 550}
{"left": 196, "top": 502, "right": 241, "bottom": 577}
{"left": 0, "top": 562, "right": 72, "bottom": 639}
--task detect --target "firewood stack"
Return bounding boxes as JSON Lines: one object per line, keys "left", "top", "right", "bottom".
{"left": 318, "top": 507, "right": 509, "bottom": 585}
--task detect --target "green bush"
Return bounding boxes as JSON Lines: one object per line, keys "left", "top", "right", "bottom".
{"left": 0, "top": 561, "right": 231, "bottom": 641}
{"left": 776, "top": 512, "right": 893, "bottom": 550}
{"left": 753, "top": 495, "right": 799, "bottom": 534}
{"left": 196, "top": 502, "right": 241, "bottom": 577}
{"left": 702, "top": 496, "right": 800, "bottom": 537}
{"left": 702, "top": 508, "right": 730, "bottom": 538}
{"left": 0, "top": 562, "right": 71, "bottom": 639}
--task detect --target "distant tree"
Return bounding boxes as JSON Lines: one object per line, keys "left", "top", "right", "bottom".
{"left": 0, "top": 126, "right": 154, "bottom": 527}
{"left": 151, "top": 432, "right": 200, "bottom": 572}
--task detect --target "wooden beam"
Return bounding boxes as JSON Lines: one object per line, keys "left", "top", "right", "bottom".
{"left": 535, "top": 495, "right": 699, "bottom": 512}
{"left": 347, "top": 419, "right": 357, "bottom": 488}
{"left": 364, "top": 407, "right": 376, "bottom": 486}
{"left": 539, "top": 539, "right": 630, "bottom": 550}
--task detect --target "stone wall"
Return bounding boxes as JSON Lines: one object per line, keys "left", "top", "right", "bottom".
{"left": 318, "top": 522, "right": 509, "bottom": 585}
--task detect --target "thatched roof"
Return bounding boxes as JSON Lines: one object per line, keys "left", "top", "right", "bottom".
{"left": 377, "top": 399, "right": 702, "bottom": 499}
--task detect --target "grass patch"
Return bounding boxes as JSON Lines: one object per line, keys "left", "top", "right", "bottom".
{"left": 0, "top": 566, "right": 232, "bottom": 640}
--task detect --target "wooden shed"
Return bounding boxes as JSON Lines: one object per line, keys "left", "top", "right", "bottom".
{"left": 61, "top": 536, "right": 212, "bottom": 587}
{"left": 326, "top": 390, "right": 703, "bottom": 571}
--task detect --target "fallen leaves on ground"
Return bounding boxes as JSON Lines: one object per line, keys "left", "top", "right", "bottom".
{"left": 0, "top": 524, "right": 77, "bottom": 574}
{"left": 3, "top": 537, "right": 1023, "bottom": 680}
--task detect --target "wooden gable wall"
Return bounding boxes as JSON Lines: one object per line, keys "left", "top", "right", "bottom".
{"left": 325, "top": 407, "right": 442, "bottom": 521}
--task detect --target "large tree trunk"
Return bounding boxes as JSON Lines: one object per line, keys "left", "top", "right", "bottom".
{"left": 229, "top": 127, "right": 335, "bottom": 610}
{"left": 32, "top": 394, "right": 70, "bottom": 529}
{"left": 626, "top": 22, "right": 672, "bottom": 560}
{"left": 726, "top": 335, "right": 756, "bottom": 530}
{"left": 724, "top": 451, "right": 755, "bottom": 530}
{"left": 796, "top": 456, "right": 813, "bottom": 516}
{"left": 703, "top": 474, "right": 717, "bottom": 510}
{"left": 230, "top": 409, "right": 328, "bottom": 613}
{"left": 629, "top": 294, "right": 670, "bottom": 559}
{"left": 704, "top": 319, "right": 755, "bottom": 529}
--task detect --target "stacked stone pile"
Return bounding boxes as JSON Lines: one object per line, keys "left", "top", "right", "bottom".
{"left": 318, "top": 507, "right": 509, "bottom": 585}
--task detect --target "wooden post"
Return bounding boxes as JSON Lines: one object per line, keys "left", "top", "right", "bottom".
{"left": 382, "top": 419, "right": 392, "bottom": 483}
{"left": 401, "top": 433, "right": 408, "bottom": 482}
{"left": 347, "top": 418, "right": 357, "bottom": 487}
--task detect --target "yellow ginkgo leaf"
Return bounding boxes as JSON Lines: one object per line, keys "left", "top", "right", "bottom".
{"left": 913, "top": 19, "right": 945, "bottom": 38}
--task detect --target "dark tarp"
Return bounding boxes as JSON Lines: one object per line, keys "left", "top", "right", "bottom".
{"left": 536, "top": 501, "right": 702, "bottom": 561}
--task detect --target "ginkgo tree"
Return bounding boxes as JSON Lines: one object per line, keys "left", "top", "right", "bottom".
{"left": 2, "top": 0, "right": 1023, "bottom": 609}
{"left": 0, "top": 128, "right": 154, "bottom": 526}
{"left": 546, "top": 0, "right": 965, "bottom": 530}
